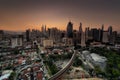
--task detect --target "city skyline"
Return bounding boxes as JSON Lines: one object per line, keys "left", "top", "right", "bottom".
{"left": 0, "top": 0, "right": 120, "bottom": 31}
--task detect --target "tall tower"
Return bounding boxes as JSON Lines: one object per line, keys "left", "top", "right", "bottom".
{"left": 79, "top": 22, "right": 83, "bottom": 44}
{"left": 45, "top": 25, "right": 47, "bottom": 32}
{"left": 66, "top": 21, "right": 73, "bottom": 38}
{"left": 79, "top": 23, "right": 82, "bottom": 33}
{"left": 99, "top": 24, "right": 104, "bottom": 42}
{"left": 26, "top": 29, "right": 30, "bottom": 42}
{"left": 108, "top": 26, "right": 112, "bottom": 35}
{"left": 108, "top": 26, "right": 113, "bottom": 43}
{"left": 41, "top": 25, "right": 44, "bottom": 33}
{"left": 102, "top": 24, "right": 104, "bottom": 31}
{"left": 80, "top": 23, "right": 86, "bottom": 47}
{"left": 0, "top": 30, "right": 4, "bottom": 41}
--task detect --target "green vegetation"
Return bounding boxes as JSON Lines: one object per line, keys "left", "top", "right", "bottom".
{"left": 90, "top": 47, "right": 120, "bottom": 79}
{"left": 13, "top": 49, "right": 19, "bottom": 54}
{"left": 73, "top": 56, "right": 82, "bottom": 67}
{"left": 94, "top": 66, "right": 105, "bottom": 76}
{"left": 44, "top": 59, "right": 58, "bottom": 75}
{"left": 41, "top": 51, "right": 73, "bottom": 76}
{"left": 8, "top": 72, "right": 16, "bottom": 80}
{"left": 48, "top": 52, "right": 73, "bottom": 61}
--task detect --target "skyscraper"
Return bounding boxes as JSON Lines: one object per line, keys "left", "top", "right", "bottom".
{"left": 99, "top": 24, "right": 104, "bottom": 42}
{"left": 41, "top": 25, "right": 47, "bottom": 34}
{"left": 26, "top": 29, "right": 30, "bottom": 42}
{"left": 108, "top": 26, "right": 113, "bottom": 35}
{"left": 108, "top": 26, "right": 113, "bottom": 43}
{"left": 79, "top": 23, "right": 82, "bottom": 33}
{"left": 102, "top": 31, "right": 109, "bottom": 43}
{"left": 79, "top": 22, "right": 82, "bottom": 43}
{"left": 0, "top": 30, "right": 4, "bottom": 41}
{"left": 66, "top": 21, "right": 73, "bottom": 38}
{"left": 91, "top": 28, "right": 100, "bottom": 41}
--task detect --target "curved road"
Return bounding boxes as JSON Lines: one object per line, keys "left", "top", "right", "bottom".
{"left": 48, "top": 50, "right": 77, "bottom": 80}
{"left": 15, "top": 49, "right": 77, "bottom": 80}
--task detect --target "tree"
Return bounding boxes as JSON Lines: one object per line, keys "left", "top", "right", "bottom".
{"left": 13, "top": 49, "right": 19, "bottom": 54}
{"left": 9, "top": 72, "right": 16, "bottom": 80}
{"left": 112, "top": 69, "right": 120, "bottom": 78}
{"left": 73, "top": 56, "right": 82, "bottom": 67}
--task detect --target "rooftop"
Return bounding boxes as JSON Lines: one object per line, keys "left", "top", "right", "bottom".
{"left": 90, "top": 53, "right": 107, "bottom": 62}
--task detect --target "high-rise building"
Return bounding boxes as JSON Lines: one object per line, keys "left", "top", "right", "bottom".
{"left": 99, "top": 25, "right": 104, "bottom": 42}
{"left": 73, "top": 22, "right": 83, "bottom": 45}
{"left": 41, "top": 25, "right": 44, "bottom": 33}
{"left": 66, "top": 21, "right": 73, "bottom": 38}
{"left": 47, "top": 28, "right": 51, "bottom": 38}
{"left": 108, "top": 26, "right": 113, "bottom": 35}
{"left": 61, "top": 31, "right": 66, "bottom": 38}
{"left": 26, "top": 29, "right": 30, "bottom": 42}
{"left": 0, "top": 30, "right": 4, "bottom": 41}
{"left": 11, "top": 35, "right": 23, "bottom": 48}
{"left": 102, "top": 31, "right": 109, "bottom": 43}
{"left": 111, "top": 31, "right": 117, "bottom": 44}
{"left": 48, "top": 27, "right": 61, "bottom": 42}
{"left": 73, "top": 30, "right": 80, "bottom": 46}
{"left": 41, "top": 25, "right": 47, "bottom": 34}
{"left": 79, "top": 23, "right": 82, "bottom": 44}
{"left": 81, "top": 31, "right": 86, "bottom": 47}
{"left": 85, "top": 27, "right": 93, "bottom": 42}
{"left": 108, "top": 26, "right": 113, "bottom": 43}
{"left": 115, "top": 33, "right": 120, "bottom": 44}
{"left": 79, "top": 23, "right": 82, "bottom": 33}
{"left": 91, "top": 28, "right": 100, "bottom": 41}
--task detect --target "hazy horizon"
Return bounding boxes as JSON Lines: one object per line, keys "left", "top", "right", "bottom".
{"left": 0, "top": 0, "right": 120, "bottom": 31}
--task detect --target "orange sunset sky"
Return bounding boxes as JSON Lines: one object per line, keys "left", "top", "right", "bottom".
{"left": 0, "top": 0, "right": 120, "bottom": 32}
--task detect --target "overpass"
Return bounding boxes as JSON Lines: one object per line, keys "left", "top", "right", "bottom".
{"left": 48, "top": 50, "right": 77, "bottom": 80}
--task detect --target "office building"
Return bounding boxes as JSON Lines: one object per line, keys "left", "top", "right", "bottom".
{"left": 11, "top": 35, "right": 23, "bottom": 48}
{"left": 0, "top": 30, "right": 4, "bottom": 41}
{"left": 26, "top": 29, "right": 31, "bottom": 42}
{"left": 43, "top": 39, "right": 53, "bottom": 47}
{"left": 79, "top": 23, "right": 83, "bottom": 44}
{"left": 66, "top": 21, "right": 73, "bottom": 38}
{"left": 102, "top": 31, "right": 109, "bottom": 43}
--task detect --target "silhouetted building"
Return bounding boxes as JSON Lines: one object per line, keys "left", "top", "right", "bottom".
{"left": 108, "top": 26, "right": 113, "bottom": 36}
{"left": 73, "top": 30, "right": 80, "bottom": 46}
{"left": 67, "top": 21, "right": 73, "bottom": 38}
{"left": 47, "top": 28, "right": 51, "bottom": 37}
{"left": 26, "top": 29, "right": 30, "bottom": 42}
{"left": 108, "top": 26, "right": 113, "bottom": 43}
{"left": 85, "top": 27, "right": 103, "bottom": 43}
{"left": 79, "top": 22, "right": 82, "bottom": 44}
{"left": 41, "top": 25, "right": 47, "bottom": 34}
{"left": 111, "top": 31, "right": 117, "bottom": 44}
{"left": 91, "top": 28, "right": 100, "bottom": 41}
{"left": 81, "top": 31, "right": 86, "bottom": 47}
{"left": 115, "top": 34, "right": 120, "bottom": 44}
{"left": 85, "top": 27, "right": 93, "bottom": 42}
{"left": 0, "top": 30, "right": 4, "bottom": 41}
{"left": 99, "top": 25, "right": 104, "bottom": 42}
{"left": 61, "top": 31, "right": 65, "bottom": 38}
{"left": 49, "top": 27, "right": 61, "bottom": 42}
{"left": 102, "top": 31, "right": 109, "bottom": 43}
